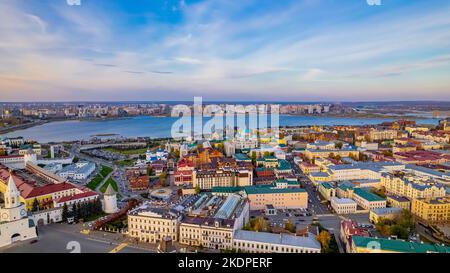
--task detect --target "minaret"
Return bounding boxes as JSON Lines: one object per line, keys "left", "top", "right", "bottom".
{"left": 103, "top": 184, "right": 118, "bottom": 214}
{"left": 5, "top": 173, "right": 20, "bottom": 209}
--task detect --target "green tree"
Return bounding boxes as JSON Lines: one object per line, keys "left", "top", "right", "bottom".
{"left": 32, "top": 198, "right": 40, "bottom": 212}
{"left": 285, "top": 219, "right": 296, "bottom": 233}
{"left": 317, "top": 230, "right": 332, "bottom": 252}
{"left": 147, "top": 166, "right": 154, "bottom": 176}
{"left": 159, "top": 171, "right": 168, "bottom": 187}
{"left": 71, "top": 203, "right": 78, "bottom": 220}
{"left": 194, "top": 185, "right": 201, "bottom": 194}
{"left": 335, "top": 142, "right": 343, "bottom": 149}
{"left": 62, "top": 203, "right": 69, "bottom": 222}
{"left": 251, "top": 151, "right": 257, "bottom": 164}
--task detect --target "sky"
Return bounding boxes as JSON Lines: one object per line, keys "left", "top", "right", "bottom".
{"left": 0, "top": 0, "right": 450, "bottom": 102}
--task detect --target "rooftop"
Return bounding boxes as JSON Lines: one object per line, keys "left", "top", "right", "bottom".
{"left": 354, "top": 188, "right": 385, "bottom": 202}
{"left": 234, "top": 230, "right": 321, "bottom": 250}
{"left": 352, "top": 236, "right": 450, "bottom": 253}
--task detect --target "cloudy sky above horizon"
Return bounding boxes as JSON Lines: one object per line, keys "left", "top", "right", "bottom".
{"left": 1, "top": 0, "right": 450, "bottom": 102}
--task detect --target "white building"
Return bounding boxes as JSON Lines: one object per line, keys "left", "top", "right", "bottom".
{"left": 352, "top": 188, "right": 386, "bottom": 210}
{"left": 0, "top": 175, "right": 38, "bottom": 247}
{"left": 232, "top": 230, "right": 321, "bottom": 253}
{"left": 57, "top": 161, "right": 96, "bottom": 180}
{"left": 330, "top": 197, "right": 357, "bottom": 214}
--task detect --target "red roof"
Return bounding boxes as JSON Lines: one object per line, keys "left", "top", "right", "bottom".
{"left": 0, "top": 165, "right": 79, "bottom": 199}
{"left": 54, "top": 191, "right": 98, "bottom": 204}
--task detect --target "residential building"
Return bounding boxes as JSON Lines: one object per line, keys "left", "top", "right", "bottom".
{"left": 128, "top": 203, "right": 180, "bottom": 244}
{"left": 382, "top": 175, "right": 446, "bottom": 200}
{"left": 386, "top": 195, "right": 411, "bottom": 210}
{"left": 232, "top": 230, "right": 321, "bottom": 253}
{"left": 331, "top": 197, "right": 357, "bottom": 214}
{"left": 352, "top": 188, "right": 386, "bottom": 210}
{"left": 411, "top": 197, "right": 450, "bottom": 224}
{"left": 369, "top": 207, "right": 403, "bottom": 224}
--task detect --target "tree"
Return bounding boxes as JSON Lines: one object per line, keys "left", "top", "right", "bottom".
{"left": 32, "top": 198, "right": 40, "bottom": 212}
{"left": 253, "top": 217, "right": 270, "bottom": 232}
{"left": 147, "top": 166, "right": 154, "bottom": 176}
{"left": 251, "top": 151, "right": 257, "bottom": 164}
{"left": 159, "top": 171, "right": 168, "bottom": 187}
{"left": 285, "top": 219, "right": 296, "bottom": 233}
{"left": 194, "top": 185, "right": 201, "bottom": 194}
{"left": 173, "top": 149, "right": 180, "bottom": 160}
{"left": 62, "top": 203, "right": 69, "bottom": 222}
{"left": 71, "top": 203, "right": 78, "bottom": 220}
{"left": 335, "top": 142, "right": 343, "bottom": 149}
{"left": 317, "top": 230, "right": 332, "bottom": 252}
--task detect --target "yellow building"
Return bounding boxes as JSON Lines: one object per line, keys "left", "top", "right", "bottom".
{"left": 411, "top": 197, "right": 450, "bottom": 224}
{"left": 303, "top": 149, "right": 359, "bottom": 160}
{"left": 318, "top": 182, "right": 335, "bottom": 201}
{"left": 127, "top": 206, "right": 179, "bottom": 243}
{"left": 179, "top": 217, "right": 234, "bottom": 250}
{"left": 382, "top": 175, "right": 446, "bottom": 200}
{"left": 0, "top": 168, "right": 80, "bottom": 211}
{"left": 192, "top": 168, "right": 252, "bottom": 190}
{"left": 369, "top": 207, "right": 403, "bottom": 224}
{"left": 245, "top": 186, "right": 308, "bottom": 210}
{"left": 386, "top": 195, "right": 411, "bottom": 210}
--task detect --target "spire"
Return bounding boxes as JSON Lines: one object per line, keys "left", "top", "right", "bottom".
{"left": 5, "top": 173, "right": 21, "bottom": 208}
{"left": 104, "top": 184, "right": 116, "bottom": 196}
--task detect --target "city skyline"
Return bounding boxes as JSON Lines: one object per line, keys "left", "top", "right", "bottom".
{"left": 1, "top": 0, "right": 450, "bottom": 101}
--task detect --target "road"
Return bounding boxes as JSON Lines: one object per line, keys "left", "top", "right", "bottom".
{"left": 288, "top": 157, "right": 330, "bottom": 215}
{"left": 0, "top": 224, "right": 153, "bottom": 253}
{"left": 67, "top": 144, "right": 132, "bottom": 199}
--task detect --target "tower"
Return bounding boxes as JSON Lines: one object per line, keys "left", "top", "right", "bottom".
{"left": 4, "top": 174, "right": 20, "bottom": 209}
{"left": 0, "top": 172, "right": 37, "bottom": 247}
{"left": 1, "top": 173, "right": 27, "bottom": 222}
{"left": 103, "top": 184, "right": 118, "bottom": 214}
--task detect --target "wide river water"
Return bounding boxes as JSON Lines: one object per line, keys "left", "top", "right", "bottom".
{"left": 3, "top": 115, "right": 439, "bottom": 143}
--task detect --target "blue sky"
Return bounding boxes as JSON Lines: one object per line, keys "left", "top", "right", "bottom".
{"left": 0, "top": 0, "right": 449, "bottom": 101}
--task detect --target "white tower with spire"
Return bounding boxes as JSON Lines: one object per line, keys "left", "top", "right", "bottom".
{"left": 1, "top": 173, "right": 38, "bottom": 247}
{"left": 103, "top": 184, "right": 118, "bottom": 214}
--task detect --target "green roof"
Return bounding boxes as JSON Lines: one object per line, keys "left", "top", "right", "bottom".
{"left": 352, "top": 236, "right": 450, "bottom": 253}
{"left": 354, "top": 188, "right": 385, "bottom": 202}
{"left": 320, "top": 182, "right": 333, "bottom": 189}
{"left": 211, "top": 186, "right": 243, "bottom": 193}
{"left": 338, "top": 184, "right": 354, "bottom": 191}
{"left": 235, "top": 153, "right": 251, "bottom": 161}
{"left": 277, "top": 160, "right": 292, "bottom": 170}
{"left": 244, "top": 185, "right": 306, "bottom": 195}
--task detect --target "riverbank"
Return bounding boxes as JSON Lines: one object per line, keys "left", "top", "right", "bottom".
{"left": 0, "top": 120, "right": 49, "bottom": 134}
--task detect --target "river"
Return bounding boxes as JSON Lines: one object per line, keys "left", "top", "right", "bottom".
{"left": 2, "top": 115, "right": 439, "bottom": 143}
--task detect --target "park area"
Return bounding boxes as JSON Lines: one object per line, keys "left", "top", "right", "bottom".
{"left": 87, "top": 165, "right": 114, "bottom": 190}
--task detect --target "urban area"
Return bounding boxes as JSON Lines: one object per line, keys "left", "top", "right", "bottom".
{"left": 1, "top": 104, "right": 450, "bottom": 254}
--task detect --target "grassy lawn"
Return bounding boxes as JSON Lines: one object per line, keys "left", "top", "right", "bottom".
{"left": 103, "top": 147, "right": 148, "bottom": 156}
{"left": 100, "top": 177, "right": 119, "bottom": 193}
{"left": 100, "top": 165, "right": 113, "bottom": 177}
{"left": 115, "top": 159, "right": 135, "bottom": 167}
{"left": 86, "top": 165, "right": 113, "bottom": 190}
{"left": 86, "top": 174, "right": 104, "bottom": 190}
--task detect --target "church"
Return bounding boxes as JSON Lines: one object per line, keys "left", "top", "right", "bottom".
{"left": 0, "top": 173, "right": 38, "bottom": 248}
